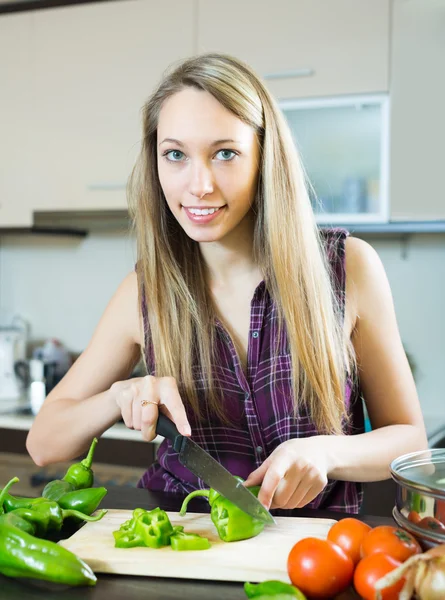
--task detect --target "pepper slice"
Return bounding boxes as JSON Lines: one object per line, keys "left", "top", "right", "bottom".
{"left": 113, "top": 507, "right": 174, "bottom": 549}
{"left": 179, "top": 483, "right": 265, "bottom": 542}
{"left": 170, "top": 529, "right": 211, "bottom": 551}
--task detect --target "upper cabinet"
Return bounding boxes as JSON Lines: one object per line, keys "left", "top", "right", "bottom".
{"left": 0, "top": 13, "right": 33, "bottom": 227}
{"left": 197, "top": 0, "right": 390, "bottom": 100}
{"left": 390, "top": 0, "right": 445, "bottom": 221}
{"left": 30, "top": 0, "right": 195, "bottom": 212}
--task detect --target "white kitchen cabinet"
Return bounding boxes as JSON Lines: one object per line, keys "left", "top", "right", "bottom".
{"left": 197, "top": 0, "right": 390, "bottom": 100}
{"left": 0, "top": 13, "right": 34, "bottom": 227}
{"left": 390, "top": 0, "right": 445, "bottom": 221}
{"left": 31, "top": 0, "right": 195, "bottom": 212}
{"left": 281, "top": 94, "right": 389, "bottom": 224}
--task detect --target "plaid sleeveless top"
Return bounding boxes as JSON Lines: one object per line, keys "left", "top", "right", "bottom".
{"left": 137, "top": 228, "right": 364, "bottom": 513}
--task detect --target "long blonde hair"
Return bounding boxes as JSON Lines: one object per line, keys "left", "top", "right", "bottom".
{"left": 128, "top": 53, "right": 354, "bottom": 435}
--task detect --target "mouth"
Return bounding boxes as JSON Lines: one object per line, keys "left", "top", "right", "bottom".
{"left": 181, "top": 205, "right": 226, "bottom": 224}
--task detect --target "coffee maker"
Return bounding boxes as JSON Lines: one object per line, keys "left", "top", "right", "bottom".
{"left": 0, "top": 325, "right": 27, "bottom": 400}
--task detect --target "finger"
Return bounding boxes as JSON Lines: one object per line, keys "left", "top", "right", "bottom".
{"left": 279, "top": 476, "right": 312, "bottom": 509}
{"left": 243, "top": 461, "right": 269, "bottom": 488}
{"left": 140, "top": 403, "right": 159, "bottom": 442}
{"left": 270, "top": 474, "right": 296, "bottom": 509}
{"left": 294, "top": 473, "right": 327, "bottom": 508}
{"left": 132, "top": 395, "right": 143, "bottom": 431}
{"left": 119, "top": 384, "right": 135, "bottom": 429}
{"left": 282, "top": 468, "right": 327, "bottom": 509}
{"left": 139, "top": 376, "right": 159, "bottom": 441}
{"left": 158, "top": 377, "right": 191, "bottom": 436}
{"left": 257, "top": 461, "right": 289, "bottom": 509}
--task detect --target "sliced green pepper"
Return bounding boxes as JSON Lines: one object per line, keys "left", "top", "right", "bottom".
{"left": 179, "top": 484, "right": 265, "bottom": 542}
{"left": 113, "top": 507, "right": 174, "bottom": 549}
{"left": 42, "top": 437, "right": 98, "bottom": 502}
{"left": 0, "top": 522, "right": 97, "bottom": 586}
{"left": 244, "top": 580, "right": 307, "bottom": 599}
{"left": 170, "top": 529, "right": 211, "bottom": 551}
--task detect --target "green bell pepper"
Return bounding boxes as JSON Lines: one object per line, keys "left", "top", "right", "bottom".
{"left": 113, "top": 507, "right": 174, "bottom": 549}
{"left": 179, "top": 484, "right": 265, "bottom": 542}
{"left": 42, "top": 437, "right": 98, "bottom": 502}
{"left": 0, "top": 522, "right": 97, "bottom": 586}
{"left": 244, "top": 580, "right": 307, "bottom": 599}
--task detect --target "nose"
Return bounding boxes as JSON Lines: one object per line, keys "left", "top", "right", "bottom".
{"left": 188, "top": 160, "right": 214, "bottom": 200}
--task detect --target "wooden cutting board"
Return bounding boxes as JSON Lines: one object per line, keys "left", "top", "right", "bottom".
{"left": 59, "top": 509, "right": 337, "bottom": 583}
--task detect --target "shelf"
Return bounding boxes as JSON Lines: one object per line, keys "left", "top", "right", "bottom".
{"left": 334, "top": 221, "right": 445, "bottom": 235}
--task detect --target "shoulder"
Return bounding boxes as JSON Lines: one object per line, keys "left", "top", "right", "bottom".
{"left": 345, "top": 236, "right": 386, "bottom": 286}
{"left": 344, "top": 236, "right": 392, "bottom": 326}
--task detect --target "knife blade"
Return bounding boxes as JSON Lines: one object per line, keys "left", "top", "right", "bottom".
{"left": 155, "top": 413, "right": 276, "bottom": 525}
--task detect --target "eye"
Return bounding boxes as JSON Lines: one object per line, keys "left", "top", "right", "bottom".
{"left": 215, "top": 149, "right": 237, "bottom": 161}
{"left": 164, "top": 150, "right": 186, "bottom": 162}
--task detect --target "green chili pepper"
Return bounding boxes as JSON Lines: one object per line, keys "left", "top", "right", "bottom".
{"left": 113, "top": 507, "right": 174, "bottom": 549}
{"left": 57, "top": 486, "right": 108, "bottom": 516}
{"left": 0, "top": 522, "right": 97, "bottom": 586}
{"left": 0, "top": 477, "right": 19, "bottom": 516}
{"left": 170, "top": 529, "right": 211, "bottom": 551}
{"left": 244, "top": 580, "right": 307, "bottom": 599}
{"left": 179, "top": 485, "right": 265, "bottom": 542}
{"left": 1, "top": 485, "right": 107, "bottom": 520}
{"left": 0, "top": 477, "right": 107, "bottom": 538}
{"left": 42, "top": 437, "right": 98, "bottom": 502}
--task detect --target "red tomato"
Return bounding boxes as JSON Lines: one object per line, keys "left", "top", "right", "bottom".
{"left": 407, "top": 510, "right": 422, "bottom": 524}
{"left": 327, "top": 517, "right": 372, "bottom": 565}
{"left": 417, "top": 516, "right": 445, "bottom": 532}
{"left": 360, "top": 525, "right": 422, "bottom": 562}
{"left": 354, "top": 553, "right": 404, "bottom": 600}
{"left": 287, "top": 537, "right": 354, "bottom": 599}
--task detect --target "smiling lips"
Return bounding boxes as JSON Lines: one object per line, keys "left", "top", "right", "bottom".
{"left": 182, "top": 205, "right": 225, "bottom": 223}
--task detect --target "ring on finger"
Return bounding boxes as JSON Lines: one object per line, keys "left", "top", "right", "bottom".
{"left": 140, "top": 399, "right": 158, "bottom": 407}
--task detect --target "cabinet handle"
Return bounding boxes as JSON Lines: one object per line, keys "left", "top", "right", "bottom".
{"left": 263, "top": 68, "right": 315, "bottom": 80}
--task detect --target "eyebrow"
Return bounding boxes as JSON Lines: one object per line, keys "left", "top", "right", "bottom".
{"left": 159, "top": 138, "right": 240, "bottom": 147}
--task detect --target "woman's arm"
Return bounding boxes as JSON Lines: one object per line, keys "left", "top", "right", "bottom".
{"left": 322, "top": 236, "right": 428, "bottom": 481}
{"left": 26, "top": 271, "right": 142, "bottom": 465}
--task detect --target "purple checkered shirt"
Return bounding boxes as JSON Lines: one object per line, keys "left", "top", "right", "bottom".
{"left": 138, "top": 229, "right": 364, "bottom": 513}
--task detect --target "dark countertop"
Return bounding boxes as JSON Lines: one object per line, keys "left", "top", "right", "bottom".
{"left": 0, "top": 486, "right": 394, "bottom": 600}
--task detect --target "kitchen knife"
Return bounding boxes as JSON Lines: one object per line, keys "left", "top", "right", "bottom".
{"left": 155, "top": 413, "right": 276, "bottom": 525}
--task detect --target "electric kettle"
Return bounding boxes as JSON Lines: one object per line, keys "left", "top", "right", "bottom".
{"left": 0, "top": 327, "right": 27, "bottom": 400}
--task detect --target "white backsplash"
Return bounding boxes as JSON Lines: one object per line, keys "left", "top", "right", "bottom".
{"left": 0, "top": 230, "right": 444, "bottom": 421}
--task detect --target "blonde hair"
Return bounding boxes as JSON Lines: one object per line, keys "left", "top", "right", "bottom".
{"left": 128, "top": 53, "right": 354, "bottom": 434}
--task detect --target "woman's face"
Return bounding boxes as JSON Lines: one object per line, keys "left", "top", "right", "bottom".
{"left": 157, "top": 87, "right": 260, "bottom": 244}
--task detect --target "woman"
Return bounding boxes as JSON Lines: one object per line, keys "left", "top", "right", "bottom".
{"left": 27, "top": 53, "right": 427, "bottom": 513}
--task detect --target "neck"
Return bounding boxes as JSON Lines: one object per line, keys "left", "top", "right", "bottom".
{"left": 199, "top": 213, "right": 260, "bottom": 288}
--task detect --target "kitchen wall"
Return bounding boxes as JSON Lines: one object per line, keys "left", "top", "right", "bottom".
{"left": 0, "top": 231, "right": 444, "bottom": 421}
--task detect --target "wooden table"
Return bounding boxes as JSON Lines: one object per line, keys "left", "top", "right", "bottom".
{"left": 0, "top": 486, "right": 394, "bottom": 600}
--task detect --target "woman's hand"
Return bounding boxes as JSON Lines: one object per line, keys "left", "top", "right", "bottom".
{"left": 243, "top": 437, "right": 331, "bottom": 510}
{"left": 110, "top": 375, "right": 191, "bottom": 442}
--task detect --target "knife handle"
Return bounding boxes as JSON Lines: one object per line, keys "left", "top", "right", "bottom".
{"left": 155, "top": 413, "right": 184, "bottom": 453}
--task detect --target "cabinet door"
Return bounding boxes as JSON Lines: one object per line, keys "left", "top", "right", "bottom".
{"left": 31, "top": 0, "right": 194, "bottom": 212}
{"left": 0, "top": 13, "right": 33, "bottom": 227}
{"left": 197, "top": 0, "right": 390, "bottom": 100}
{"left": 390, "top": 0, "right": 445, "bottom": 220}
